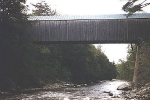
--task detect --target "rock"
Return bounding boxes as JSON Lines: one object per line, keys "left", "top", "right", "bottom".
{"left": 0, "top": 91, "right": 10, "bottom": 95}
{"left": 103, "top": 91, "right": 111, "bottom": 93}
{"left": 109, "top": 92, "right": 113, "bottom": 96}
{"left": 103, "top": 91, "right": 113, "bottom": 96}
{"left": 112, "top": 95, "right": 120, "bottom": 98}
{"left": 132, "top": 89, "right": 137, "bottom": 93}
{"left": 81, "top": 84, "right": 87, "bottom": 86}
{"left": 112, "top": 79, "right": 118, "bottom": 81}
{"left": 122, "top": 83, "right": 150, "bottom": 100}
{"left": 117, "top": 83, "right": 132, "bottom": 91}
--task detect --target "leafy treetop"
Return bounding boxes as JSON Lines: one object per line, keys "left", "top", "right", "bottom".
{"left": 122, "top": 0, "right": 150, "bottom": 15}
{"left": 0, "top": 0, "right": 27, "bottom": 21}
{"left": 31, "top": 0, "right": 57, "bottom": 16}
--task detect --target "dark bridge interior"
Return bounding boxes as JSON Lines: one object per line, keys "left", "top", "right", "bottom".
{"left": 28, "top": 13, "right": 150, "bottom": 44}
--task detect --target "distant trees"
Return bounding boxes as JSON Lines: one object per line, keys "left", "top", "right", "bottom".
{"left": 116, "top": 45, "right": 135, "bottom": 81}
{"left": 33, "top": 44, "right": 117, "bottom": 84}
{"left": 57, "top": 44, "right": 117, "bottom": 83}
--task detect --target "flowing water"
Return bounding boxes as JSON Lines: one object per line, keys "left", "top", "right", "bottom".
{"left": 2, "top": 80, "right": 128, "bottom": 100}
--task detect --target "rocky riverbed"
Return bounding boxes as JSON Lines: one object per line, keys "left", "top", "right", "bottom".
{"left": 0, "top": 80, "right": 130, "bottom": 100}
{"left": 2, "top": 80, "right": 150, "bottom": 100}
{"left": 122, "top": 83, "right": 150, "bottom": 100}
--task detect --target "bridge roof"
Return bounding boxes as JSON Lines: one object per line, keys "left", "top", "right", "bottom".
{"left": 28, "top": 13, "right": 150, "bottom": 21}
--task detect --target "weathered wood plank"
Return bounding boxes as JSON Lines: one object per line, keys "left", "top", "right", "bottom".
{"left": 28, "top": 19, "right": 150, "bottom": 44}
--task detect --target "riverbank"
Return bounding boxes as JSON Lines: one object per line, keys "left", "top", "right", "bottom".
{"left": 122, "top": 83, "right": 150, "bottom": 100}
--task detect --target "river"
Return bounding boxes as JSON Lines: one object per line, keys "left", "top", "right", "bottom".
{"left": 1, "top": 80, "right": 128, "bottom": 100}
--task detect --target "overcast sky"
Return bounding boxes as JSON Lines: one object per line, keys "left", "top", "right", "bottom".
{"left": 26, "top": 0, "right": 150, "bottom": 63}
{"left": 26, "top": 0, "right": 127, "bottom": 15}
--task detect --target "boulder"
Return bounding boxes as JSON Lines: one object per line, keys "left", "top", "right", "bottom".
{"left": 109, "top": 92, "right": 113, "bottom": 96}
{"left": 103, "top": 91, "right": 113, "bottom": 96}
{"left": 117, "top": 83, "right": 132, "bottom": 91}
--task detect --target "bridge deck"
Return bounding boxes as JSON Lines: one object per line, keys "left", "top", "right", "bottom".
{"left": 28, "top": 14, "right": 150, "bottom": 44}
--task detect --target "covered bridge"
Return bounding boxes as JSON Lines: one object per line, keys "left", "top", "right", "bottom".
{"left": 28, "top": 13, "right": 150, "bottom": 44}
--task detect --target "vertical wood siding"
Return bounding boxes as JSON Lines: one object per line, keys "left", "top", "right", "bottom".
{"left": 28, "top": 19, "right": 150, "bottom": 43}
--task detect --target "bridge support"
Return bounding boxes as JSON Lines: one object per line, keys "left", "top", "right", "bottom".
{"left": 132, "top": 43, "right": 140, "bottom": 88}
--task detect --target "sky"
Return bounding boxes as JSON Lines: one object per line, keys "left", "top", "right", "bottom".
{"left": 26, "top": 0, "right": 127, "bottom": 15}
{"left": 26, "top": 0, "right": 150, "bottom": 63}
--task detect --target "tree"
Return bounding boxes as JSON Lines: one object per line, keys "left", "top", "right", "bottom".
{"left": 59, "top": 44, "right": 117, "bottom": 83}
{"left": 31, "top": 0, "right": 57, "bottom": 16}
{"left": 116, "top": 45, "right": 135, "bottom": 81}
{"left": 136, "top": 42, "right": 150, "bottom": 86}
{"left": 0, "top": 0, "right": 41, "bottom": 91}
{"left": 122, "top": 0, "right": 150, "bottom": 15}
{"left": 30, "top": 1, "right": 67, "bottom": 83}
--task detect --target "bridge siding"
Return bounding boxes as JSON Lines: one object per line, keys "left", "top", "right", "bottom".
{"left": 28, "top": 19, "right": 150, "bottom": 43}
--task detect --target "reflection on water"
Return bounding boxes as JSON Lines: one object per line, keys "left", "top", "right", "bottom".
{"left": 21, "top": 80, "right": 127, "bottom": 100}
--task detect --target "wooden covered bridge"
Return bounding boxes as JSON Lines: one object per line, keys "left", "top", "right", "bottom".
{"left": 28, "top": 13, "right": 150, "bottom": 44}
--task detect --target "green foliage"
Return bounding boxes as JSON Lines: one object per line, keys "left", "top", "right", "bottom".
{"left": 117, "top": 42, "right": 150, "bottom": 86}
{"left": 137, "top": 42, "right": 150, "bottom": 85}
{"left": 31, "top": 1, "right": 57, "bottom": 16}
{"left": 28, "top": 43, "right": 117, "bottom": 84}
{"left": 116, "top": 60, "right": 134, "bottom": 80}
{"left": 95, "top": 46, "right": 117, "bottom": 80}
{"left": 33, "top": 44, "right": 117, "bottom": 84}
{"left": 31, "top": 45, "right": 71, "bottom": 83}
{"left": 122, "top": 0, "right": 150, "bottom": 15}
{"left": 0, "top": 0, "right": 41, "bottom": 91}
{"left": 116, "top": 45, "right": 135, "bottom": 80}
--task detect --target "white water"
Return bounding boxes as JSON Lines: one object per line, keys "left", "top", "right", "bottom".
{"left": 20, "top": 80, "right": 127, "bottom": 100}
